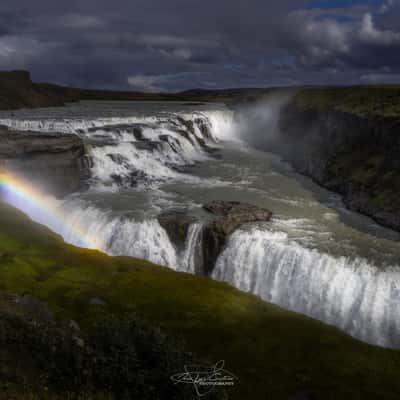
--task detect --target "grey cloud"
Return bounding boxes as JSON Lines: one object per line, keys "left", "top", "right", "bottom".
{"left": 1, "top": 0, "right": 400, "bottom": 90}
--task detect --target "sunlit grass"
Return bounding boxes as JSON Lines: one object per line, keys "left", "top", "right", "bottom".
{"left": 1, "top": 201, "right": 400, "bottom": 399}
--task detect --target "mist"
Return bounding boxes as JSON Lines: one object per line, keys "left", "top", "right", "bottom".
{"left": 231, "top": 90, "right": 295, "bottom": 152}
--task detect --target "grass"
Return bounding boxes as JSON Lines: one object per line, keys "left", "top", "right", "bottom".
{"left": 1, "top": 201, "right": 400, "bottom": 399}
{"left": 293, "top": 86, "right": 400, "bottom": 118}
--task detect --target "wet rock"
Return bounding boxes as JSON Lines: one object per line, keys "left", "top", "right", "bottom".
{"left": 195, "top": 118, "right": 213, "bottom": 140}
{"left": 177, "top": 116, "right": 196, "bottom": 135}
{"left": 132, "top": 126, "right": 145, "bottom": 140}
{"left": 159, "top": 201, "right": 272, "bottom": 275}
{"left": 107, "top": 153, "right": 129, "bottom": 165}
{"left": 0, "top": 128, "right": 90, "bottom": 198}
{"left": 202, "top": 201, "right": 272, "bottom": 274}
{"left": 133, "top": 140, "right": 162, "bottom": 151}
{"left": 176, "top": 128, "right": 196, "bottom": 146}
{"left": 203, "top": 200, "right": 272, "bottom": 235}
{"left": 158, "top": 211, "right": 197, "bottom": 249}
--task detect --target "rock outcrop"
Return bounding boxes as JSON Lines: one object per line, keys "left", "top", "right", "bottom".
{"left": 0, "top": 127, "right": 90, "bottom": 197}
{"left": 202, "top": 201, "right": 272, "bottom": 274}
{"left": 158, "top": 210, "right": 197, "bottom": 249}
{"left": 0, "top": 70, "right": 79, "bottom": 110}
{"left": 159, "top": 201, "right": 272, "bottom": 275}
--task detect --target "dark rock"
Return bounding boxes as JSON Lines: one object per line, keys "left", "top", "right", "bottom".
{"left": 107, "top": 153, "right": 129, "bottom": 165}
{"left": 177, "top": 116, "right": 196, "bottom": 135}
{"left": 203, "top": 200, "right": 273, "bottom": 235}
{"left": 160, "top": 202, "right": 272, "bottom": 276}
{"left": 73, "top": 336, "right": 85, "bottom": 348}
{"left": 277, "top": 102, "right": 400, "bottom": 232}
{"left": 133, "top": 140, "right": 162, "bottom": 151}
{"left": 176, "top": 128, "right": 196, "bottom": 146}
{"left": 195, "top": 118, "right": 213, "bottom": 140}
{"left": 17, "top": 294, "right": 54, "bottom": 323}
{"left": 132, "top": 126, "right": 145, "bottom": 140}
{"left": 158, "top": 211, "right": 197, "bottom": 249}
{"left": 202, "top": 201, "right": 272, "bottom": 274}
{"left": 0, "top": 128, "right": 90, "bottom": 198}
{"left": 0, "top": 70, "right": 79, "bottom": 110}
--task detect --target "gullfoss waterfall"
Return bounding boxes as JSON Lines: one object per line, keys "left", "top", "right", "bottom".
{"left": 1, "top": 101, "right": 400, "bottom": 349}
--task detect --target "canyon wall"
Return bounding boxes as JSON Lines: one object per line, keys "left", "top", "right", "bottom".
{"left": 278, "top": 94, "right": 400, "bottom": 231}
{"left": 0, "top": 126, "right": 90, "bottom": 197}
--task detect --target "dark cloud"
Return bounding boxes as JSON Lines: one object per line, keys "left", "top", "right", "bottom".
{"left": 0, "top": 0, "right": 400, "bottom": 90}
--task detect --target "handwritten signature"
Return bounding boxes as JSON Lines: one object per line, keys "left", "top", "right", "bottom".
{"left": 171, "top": 360, "right": 237, "bottom": 397}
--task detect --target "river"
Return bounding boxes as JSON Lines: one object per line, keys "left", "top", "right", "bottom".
{"left": 1, "top": 100, "right": 400, "bottom": 348}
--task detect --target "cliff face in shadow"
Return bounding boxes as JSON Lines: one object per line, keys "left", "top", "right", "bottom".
{"left": 278, "top": 94, "right": 400, "bottom": 231}
{"left": 0, "top": 70, "right": 79, "bottom": 110}
{"left": 0, "top": 127, "right": 90, "bottom": 197}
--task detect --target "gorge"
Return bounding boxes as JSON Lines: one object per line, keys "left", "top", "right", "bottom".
{"left": 1, "top": 95, "right": 400, "bottom": 352}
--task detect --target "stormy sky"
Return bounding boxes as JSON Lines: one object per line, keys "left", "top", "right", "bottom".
{"left": 1, "top": 0, "right": 400, "bottom": 91}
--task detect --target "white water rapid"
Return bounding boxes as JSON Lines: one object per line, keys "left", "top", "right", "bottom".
{"left": 1, "top": 101, "right": 400, "bottom": 349}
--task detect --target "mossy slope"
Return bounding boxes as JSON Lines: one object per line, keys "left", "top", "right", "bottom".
{"left": 293, "top": 86, "right": 400, "bottom": 118}
{"left": 1, "top": 201, "right": 400, "bottom": 399}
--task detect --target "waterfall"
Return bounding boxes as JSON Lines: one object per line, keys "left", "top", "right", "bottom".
{"left": 0, "top": 110, "right": 234, "bottom": 189}
{"left": 179, "top": 223, "right": 204, "bottom": 273}
{"left": 57, "top": 199, "right": 179, "bottom": 268}
{"left": 212, "top": 227, "right": 400, "bottom": 348}
{"left": 5, "top": 103, "right": 400, "bottom": 349}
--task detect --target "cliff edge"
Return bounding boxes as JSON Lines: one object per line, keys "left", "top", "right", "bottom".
{"left": 278, "top": 87, "right": 400, "bottom": 231}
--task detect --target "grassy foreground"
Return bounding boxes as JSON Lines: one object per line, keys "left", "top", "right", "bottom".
{"left": 293, "top": 86, "right": 400, "bottom": 118}
{"left": 0, "top": 201, "right": 400, "bottom": 399}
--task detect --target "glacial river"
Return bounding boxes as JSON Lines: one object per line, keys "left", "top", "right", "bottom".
{"left": 1, "top": 101, "right": 400, "bottom": 348}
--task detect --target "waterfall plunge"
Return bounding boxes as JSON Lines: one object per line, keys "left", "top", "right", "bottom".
{"left": 212, "top": 227, "right": 400, "bottom": 348}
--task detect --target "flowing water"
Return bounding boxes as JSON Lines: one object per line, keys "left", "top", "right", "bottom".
{"left": 1, "top": 101, "right": 400, "bottom": 348}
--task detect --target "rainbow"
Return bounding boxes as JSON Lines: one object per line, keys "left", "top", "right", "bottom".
{"left": 0, "top": 171, "right": 99, "bottom": 250}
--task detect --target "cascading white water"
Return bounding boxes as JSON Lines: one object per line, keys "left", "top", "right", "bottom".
{"left": 179, "top": 223, "right": 204, "bottom": 273}
{"left": 4, "top": 101, "right": 400, "bottom": 349}
{"left": 0, "top": 110, "right": 234, "bottom": 189}
{"left": 0, "top": 108, "right": 233, "bottom": 268}
{"left": 212, "top": 227, "right": 400, "bottom": 348}
{"left": 58, "top": 199, "right": 179, "bottom": 267}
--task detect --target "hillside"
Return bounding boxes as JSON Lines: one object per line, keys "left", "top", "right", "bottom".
{"left": 0, "top": 201, "right": 400, "bottom": 399}
{"left": 292, "top": 86, "right": 400, "bottom": 119}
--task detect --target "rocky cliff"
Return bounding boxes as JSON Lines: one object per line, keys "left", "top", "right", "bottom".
{"left": 0, "top": 127, "right": 90, "bottom": 197}
{"left": 0, "top": 70, "right": 79, "bottom": 110}
{"left": 277, "top": 90, "right": 400, "bottom": 231}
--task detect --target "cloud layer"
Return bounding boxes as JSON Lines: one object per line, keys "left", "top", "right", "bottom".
{"left": 1, "top": 0, "right": 400, "bottom": 90}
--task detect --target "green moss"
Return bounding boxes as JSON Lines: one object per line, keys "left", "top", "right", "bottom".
{"left": 1, "top": 201, "right": 400, "bottom": 399}
{"left": 293, "top": 86, "right": 400, "bottom": 118}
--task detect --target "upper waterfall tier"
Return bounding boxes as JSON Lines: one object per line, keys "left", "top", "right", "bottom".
{"left": 0, "top": 108, "right": 234, "bottom": 190}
